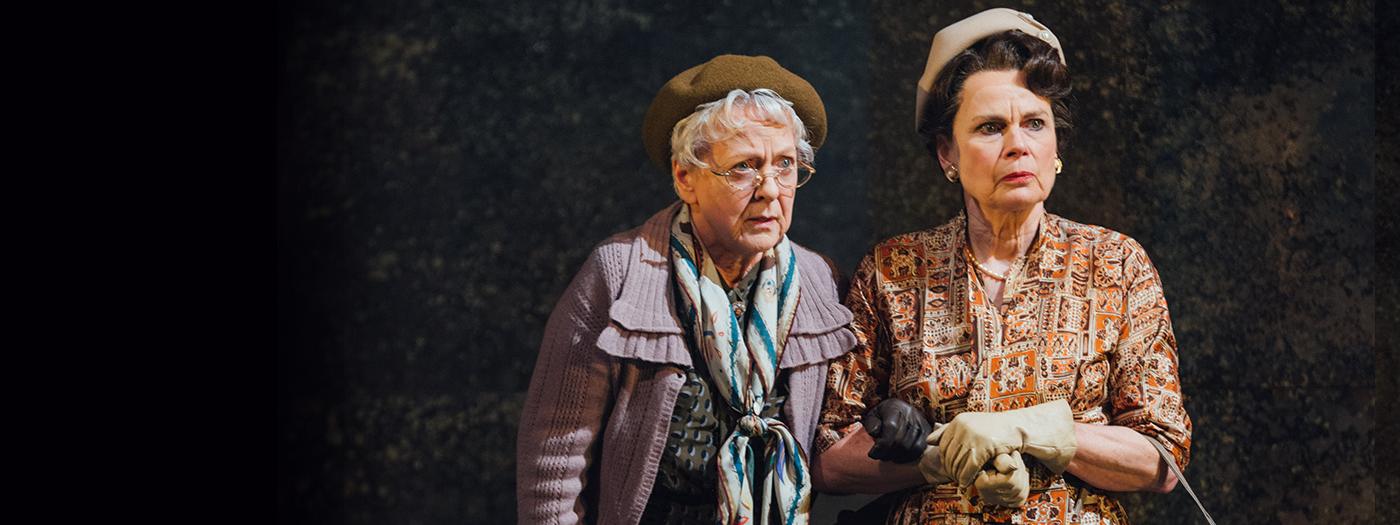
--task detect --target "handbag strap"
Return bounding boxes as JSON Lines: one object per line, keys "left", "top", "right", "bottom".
{"left": 1148, "top": 438, "right": 1217, "bottom": 525}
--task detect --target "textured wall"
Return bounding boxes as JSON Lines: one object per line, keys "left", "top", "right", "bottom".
{"left": 276, "top": 1, "right": 1380, "bottom": 523}
{"left": 1374, "top": 1, "right": 1397, "bottom": 523}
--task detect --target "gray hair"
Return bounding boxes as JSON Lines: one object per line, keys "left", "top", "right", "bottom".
{"left": 669, "top": 88, "right": 815, "bottom": 170}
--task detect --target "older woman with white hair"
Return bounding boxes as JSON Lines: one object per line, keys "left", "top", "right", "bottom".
{"left": 517, "top": 54, "right": 856, "bottom": 525}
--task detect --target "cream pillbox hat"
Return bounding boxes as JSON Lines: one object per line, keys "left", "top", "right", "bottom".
{"left": 914, "top": 8, "right": 1066, "bottom": 129}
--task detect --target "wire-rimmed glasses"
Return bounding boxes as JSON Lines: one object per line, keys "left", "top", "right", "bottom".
{"left": 709, "top": 158, "right": 815, "bottom": 193}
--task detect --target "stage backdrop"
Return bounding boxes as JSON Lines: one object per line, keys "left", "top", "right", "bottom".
{"left": 277, "top": 1, "right": 1382, "bottom": 523}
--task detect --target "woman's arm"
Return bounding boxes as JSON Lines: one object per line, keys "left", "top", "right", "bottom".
{"left": 515, "top": 249, "right": 618, "bottom": 525}
{"left": 811, "top": 254, "right": 902, "bottom": 493}
{"left": 1084, "top": 238, "right": 1192, "bottom": 494}
{"left": 1065, "top": 423, "right": 1176, "bottom": 492}
{"left": 811, "top": 422, "right": 925, "bottom": 494}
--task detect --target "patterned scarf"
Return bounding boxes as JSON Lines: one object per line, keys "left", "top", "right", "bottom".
{"left": 669, "top": 205, "right": 808, "bottom": 525}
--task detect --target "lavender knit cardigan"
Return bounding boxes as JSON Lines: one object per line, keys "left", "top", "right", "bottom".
{"left": 516, "top": 203, "right": 858, "bottom": 525}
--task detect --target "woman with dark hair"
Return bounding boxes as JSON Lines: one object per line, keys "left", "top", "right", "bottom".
{"left": 811, "top": 9, "right": 1193, "bottom": 524}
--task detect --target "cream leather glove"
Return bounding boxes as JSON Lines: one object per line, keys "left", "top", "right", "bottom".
{"left": 917, "top": 423, "right": 952, "bottom": 484}
{"left": 933, "top": 399, "right": 1078, "bottom": 488}
{"left": 974, "top": 450, "right": 1030, "bottom": 508}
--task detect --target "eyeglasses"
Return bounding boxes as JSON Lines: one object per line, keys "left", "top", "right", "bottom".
{"left": 709, "top": 158, "right": 816, "bottom": 193}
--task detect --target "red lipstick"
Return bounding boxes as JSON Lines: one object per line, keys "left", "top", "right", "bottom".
{"left": 1001, "top": 171, "right": 1036, "bottom": 184}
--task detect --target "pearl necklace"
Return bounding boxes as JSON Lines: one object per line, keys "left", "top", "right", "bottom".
{"left": 963, "top": 244, "right": 1007, "bottom": 281}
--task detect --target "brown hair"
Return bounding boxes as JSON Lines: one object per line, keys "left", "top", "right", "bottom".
{"left": 917, "top": 29, "right": 1073, "bottom": 157}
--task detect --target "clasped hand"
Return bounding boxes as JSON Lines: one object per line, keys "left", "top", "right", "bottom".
{"left": 861, "top": 399, "right": 1028, "bottom": 507}
{"left": 861, "top": 397, "right": 930, "bottom": 464}
{"left": 929, "top": 399, "right": 1079, "bottom": 490}
{"left": 862, "top": 399, "right": 1079, "bottom": 508}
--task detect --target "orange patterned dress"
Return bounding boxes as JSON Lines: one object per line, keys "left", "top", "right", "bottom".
{"left": 816, "top": 212, "right": 1192, "bottom": 524}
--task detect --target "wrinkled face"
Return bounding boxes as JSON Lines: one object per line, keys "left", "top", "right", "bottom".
{"left": 939, "top": 69, "right": 1058, "bottom": 213}
{"left": 674, "top": 117, "right": 797, "bottom": 264}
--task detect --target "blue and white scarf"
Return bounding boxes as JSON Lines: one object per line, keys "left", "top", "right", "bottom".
{"left": 669, "top": 205, "right": 808, "bottom": 525}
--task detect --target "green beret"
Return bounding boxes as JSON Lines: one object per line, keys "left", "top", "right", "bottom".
{"left": 642, "top": 54, "right": 827, "bottom": 172}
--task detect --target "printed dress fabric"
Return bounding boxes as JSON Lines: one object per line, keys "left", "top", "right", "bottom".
{"left": 816, "top": 212, "right": 1192, "bottom": 525}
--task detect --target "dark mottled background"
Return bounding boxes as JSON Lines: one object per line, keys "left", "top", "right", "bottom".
{"left": 276, "top": 1, "right": 1387, "bottom": 523}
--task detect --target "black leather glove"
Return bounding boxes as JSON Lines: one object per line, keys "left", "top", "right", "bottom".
{"left": 861, "top": 398, "right": 932, "bottom": 464}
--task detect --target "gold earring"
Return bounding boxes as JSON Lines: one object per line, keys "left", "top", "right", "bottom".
{"left": 1054, "top": 157, "right": 1063, "bottom": 174}
{"left": 944, "top": 165, "right": 960, "bottom": 183}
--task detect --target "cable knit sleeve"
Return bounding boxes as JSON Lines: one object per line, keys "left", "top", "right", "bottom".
{"left": 516, "top": 241, "right": 624, "bottom": 525}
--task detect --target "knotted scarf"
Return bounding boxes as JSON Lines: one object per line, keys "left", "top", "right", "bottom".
{"left": 669, "top": 205, "right": 809, "bottom": 525}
